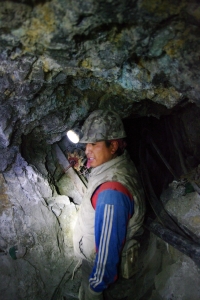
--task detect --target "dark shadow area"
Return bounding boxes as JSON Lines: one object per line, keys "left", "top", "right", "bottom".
{"left": 124, "top": 103, "right": 200, "bottom": 199}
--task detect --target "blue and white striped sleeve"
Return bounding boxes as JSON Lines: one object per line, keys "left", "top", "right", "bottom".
{"left": 89, "top": 182, "right": 134, "bottom": 293}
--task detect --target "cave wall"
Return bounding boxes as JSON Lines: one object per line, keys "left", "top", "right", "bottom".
{"left": 0, "top": 0, "right": 200, "bottom": 171}
{"left": 0, "top": 156, "right": 81, "bottom": 299}
{"left": 1, "top": 0, "right": 200, "bottom": 299}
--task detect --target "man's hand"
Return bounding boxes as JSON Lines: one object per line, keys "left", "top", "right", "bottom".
{"left": 78, "top": 283, "right": 103, "bottom": 300}
{"left": 87, "top": 285, "right": 103, "bottom": 300}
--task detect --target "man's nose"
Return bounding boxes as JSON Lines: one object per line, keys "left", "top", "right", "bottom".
{"left": 85, "top": 143, "right": 91, "bottom": 154}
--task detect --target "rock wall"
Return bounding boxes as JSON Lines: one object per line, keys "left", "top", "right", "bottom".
{"left": 0, "top": 0, "right": 200, "bottom": 171}
{"left": 0, "top": 154, "right": 81, "bottom": 299}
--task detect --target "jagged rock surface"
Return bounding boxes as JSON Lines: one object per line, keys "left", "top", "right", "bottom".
{"left": 0, "top": 0, "right": 200, "bottom": 170}
{"left": 0, "top": 155, "right": 81, "bottom": 299}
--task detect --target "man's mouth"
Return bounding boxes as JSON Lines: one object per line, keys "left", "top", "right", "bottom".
{"left": 86, "top": 157, "right": 94, "bottom": 168}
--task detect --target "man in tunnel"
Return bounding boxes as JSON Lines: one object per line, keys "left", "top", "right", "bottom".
{"left": 73, "top": 109, "right": 145, "bottom": 300}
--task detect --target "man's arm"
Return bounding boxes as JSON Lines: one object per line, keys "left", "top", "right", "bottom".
{"left": 89, "top": 182, "right": 134, "bottom": 293}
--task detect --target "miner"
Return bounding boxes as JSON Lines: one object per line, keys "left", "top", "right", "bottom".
{"left": 73, "top": 109, "right": 145, "bottom": 300}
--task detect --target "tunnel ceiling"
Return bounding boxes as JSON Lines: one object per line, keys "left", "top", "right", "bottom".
{"left": 0, "top": 0, "right": 200, "bottom": 172}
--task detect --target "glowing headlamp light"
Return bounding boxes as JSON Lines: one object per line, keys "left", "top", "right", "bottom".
{"left": 66, "top": 128, "right": 82, "bottom": 143}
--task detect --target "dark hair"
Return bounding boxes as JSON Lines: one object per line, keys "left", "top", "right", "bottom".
{"left": 105, "top": 139, "right": 127, "bottom": 156}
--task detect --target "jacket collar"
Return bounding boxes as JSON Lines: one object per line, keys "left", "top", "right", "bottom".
{"left": 89, "top": 150, "right": 129, "bottom": 177}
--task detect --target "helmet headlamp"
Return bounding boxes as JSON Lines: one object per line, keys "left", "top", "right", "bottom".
{"left": 66, "top": 128, "right": 82, "bottom": 144}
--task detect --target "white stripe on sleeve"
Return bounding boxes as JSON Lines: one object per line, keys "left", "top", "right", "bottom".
{"left": 90, "top": 204, "right": 114, "bottom": 287}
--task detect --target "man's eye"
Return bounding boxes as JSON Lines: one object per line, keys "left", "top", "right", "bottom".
{"left": 91, "top": 143, "right": 96, "bottom": 146}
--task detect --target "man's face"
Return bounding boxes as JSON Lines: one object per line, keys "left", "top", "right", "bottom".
{"left": 85, "top": 141, "right": 115, "bottom": 168}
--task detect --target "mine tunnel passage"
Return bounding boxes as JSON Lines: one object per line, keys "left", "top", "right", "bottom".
{"left": 20, "top": 101, "right": 200, "bottom": 268}
{"left": 122, "top": 103, "right": 200, "bottom": 260}
{"left": 21, "top": 102, "right": 200, "bottom": 217}
{"left": 124, "top": 103, "right": 200, "bottom": 202}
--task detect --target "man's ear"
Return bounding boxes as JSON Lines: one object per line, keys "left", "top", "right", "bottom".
{"left": 110, "top": 140, "right": 119, "bottom": 155}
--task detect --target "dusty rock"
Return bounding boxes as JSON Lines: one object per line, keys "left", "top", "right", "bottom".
{"left": 0, "top": 154, "right": 80, "bottom": 299}
{"left": 0, "top": 0, "right": 200, "bottom": 170}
